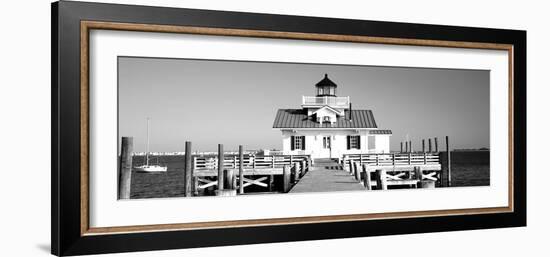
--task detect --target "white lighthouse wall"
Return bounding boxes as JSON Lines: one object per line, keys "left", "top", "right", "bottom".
{"left": 374, "top": 135, "right": 391, "bottom": 153}
{"left": 280, "top": 129, "right": 390, "bottom": 159}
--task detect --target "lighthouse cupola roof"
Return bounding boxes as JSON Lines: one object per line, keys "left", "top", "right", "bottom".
{"left": 315, "top": 74, "right": 338, "bottom": 97}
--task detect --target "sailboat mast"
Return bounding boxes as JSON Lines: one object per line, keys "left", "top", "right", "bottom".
{"left": 146, "top": 117, "right": 150, "bottom": 166}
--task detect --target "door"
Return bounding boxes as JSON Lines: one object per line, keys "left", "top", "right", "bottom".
{"left": 319, "top": 136, "right": 332, "bottom": 158}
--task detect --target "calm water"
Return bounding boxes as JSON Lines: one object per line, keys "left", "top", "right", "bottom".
{"left": 129, "top": 151, "right": 490, "bottom": 199}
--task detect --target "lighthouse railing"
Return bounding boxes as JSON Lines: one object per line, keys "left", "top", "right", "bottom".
{"left": 302, "top": 96, "right": 350, "bottom": 107}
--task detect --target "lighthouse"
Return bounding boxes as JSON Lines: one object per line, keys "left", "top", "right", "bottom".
{"left": 272, "top": 74, "right": 392, "bottom": 160}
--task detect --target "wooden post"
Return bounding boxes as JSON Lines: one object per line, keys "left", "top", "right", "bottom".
{"left": 405, "top": 141, "right": 408, "bottom": 153}
{"left": 375, "top": 169, "right": 387, "bottom": 190}
{"left": 415, "top": 166, "right": 423, "bottom": 188}
{"left": 223, "top": 169, "right": 234, "bottom": 190}
{"left": 435, "top": 137, "right": 439, "bottom": 152}
{"left": 343, "top": 155, "right": 348, "bottom": 171}
{"left": 392, "top": 153, "right": 395, "bottom": 166}
{"left": 375, "top": 154, "right": 380, "bottom": 166}
{"left": 268, "top": 175, "right": 274, "bottom": 191}
{"left": 238, "top": 145, "right": 244, "bottom": 194}
{"left": 423, "top": 152, "right": 427, "bottom": 164}
{"left": 283, "top": 165, "right": 291, "bottom": 193}
{"left": 307, "top": 158, "right": 312, "bottom": 172}
{"left": 428, "top": 138, "right": 432, "bottom": 153}
{"left": 353, "top": 162, "right": 361, "bottom": 181}
{"left": 409, "top": 140, "right": 412, "bottom": 153}
{"left": 301, "top": 160, "right": 307, "bottom": 176}
{"left": 422, "top": 139, "right": 426, "bottom": 153}
{"left": 271, "top": 155, "right": 275, "bottom": 168}
{"left": 446, "top": 136, "right": 452, "bottom": 187}
{"left": 217, "top": 144, "right": 224, "bottom": 190}
{"left": 293, "top": 162, "right": 300, "bottom": 182}
{"left": 252, "top": 155, "right": 256, "bottom": 169}
{"left": 408, "top": 152, "right": 412, "bottom": 165}
{"left": 349, "top": 159, "right": 354, "bottom": 174}
{"left": 362, "top": 164, "right": 372, "bottom": 190}
{"left": 400, "top": 142, "right": 403, "bottom": 153}
{"left": 193, "top": 176, "right": 199, "bottom": 196}
{"left": 184, "top": 141, "right": 193, "bottom": 197}
{"left": 118, "top": 137, "right": 133, "bottom": 199}
{"left": 216, "top": 169, "right": 237, "bottom": 196}
{"left": 415, "top": 166, "right": 423, "bottom": 181}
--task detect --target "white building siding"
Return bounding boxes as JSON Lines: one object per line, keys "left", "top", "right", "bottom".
{"left": 280, "top": 129, "right": 390, "bottom": 159}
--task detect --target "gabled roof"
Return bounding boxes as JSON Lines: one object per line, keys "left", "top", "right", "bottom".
{"left": 312, "top": 105, "right": 342, "bottom": 115}
{"left": 273, "top": 109, "right": 378, "bottom": 128}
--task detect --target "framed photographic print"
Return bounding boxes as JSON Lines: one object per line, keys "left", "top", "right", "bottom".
{"left": 51, "top": 1, "right": 526, "bottom": 256}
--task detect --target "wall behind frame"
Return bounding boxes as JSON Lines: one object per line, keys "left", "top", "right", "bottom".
{"left": 0, "top": 0, "right": 546, "bottom": 256}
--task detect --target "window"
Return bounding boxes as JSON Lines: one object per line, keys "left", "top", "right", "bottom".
{"left": 291, "top": 136, "right": 306, "bottom": 150}
{"left": 347, "top": 135, "right": 361, "bottom": 150}
{"left": 323, "top": 116, "right": 331, "bottom": 123}
{"left": 323, "top": 136, "right": 331, "bottom": 149}
{"left": 368, "top": 136, "right": 376, "bottom": 150}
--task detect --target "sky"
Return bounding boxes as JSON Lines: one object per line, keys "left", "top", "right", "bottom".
{"left": 118, "top": 57, "right": 489, "bottom": 152}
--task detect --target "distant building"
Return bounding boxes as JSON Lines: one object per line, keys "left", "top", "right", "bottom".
{"left": 272, "top": 74, "right": 392, "bottom": 160}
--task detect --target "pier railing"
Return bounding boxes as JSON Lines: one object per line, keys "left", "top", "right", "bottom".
{"left": 194, "top": 154, "right": 310, "bottom": 171}
{"left": 342, "top": 153, "right": 440, "bottom": 170}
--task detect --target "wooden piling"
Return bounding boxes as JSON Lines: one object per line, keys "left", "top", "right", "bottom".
{"left": 184, "top": 141, "right": 193, "bottom": 197}
{"left": 118, "top": 137, "right": 133, "bottom": 199}
{"left": 414, "top": 166, "right": 423, "bottom": 181}
{"left": 400, "top": 142, "right": 403, "bottom": 153}
{"left": 422, "top": 139, "right": 426, "bottom": 153}
{"left": 446, "top": 136, "right": 452, "bottom": 187}
{"left": 405, "top": 141, "right": 408, "bottom": 153}
{"left": 375, "top": 169, "right": 387, "bottom": 190}
{"left": 283, "top": 165, "right": 291, "bottom": 193}
{"left": 362, "top": 164, "right": 372, "bottom": 190}
{"left": 353, "top": 162, "right": 361, "bottom": 181}
{"left": 428, "top": 138, "right": 432, "bottom": 152}
{"left": 409, "top": 140, "right": 412, "bottom": 152}
{"left": 293, "top": 162, "right": 300, "bottom": 182}
{"left": 435, "top": 137, "right": 439, "bottom": 152}
{"left": 268, "top": 175, "right": 274, "bottom": 191}
{"left": 223, "top": 169, "right": 234, "bottom": 190}
{"left": 238, "top": 145, "right": 244, "bottom": 194}
{"left": 217, "top": 144, "right": 224, "bottom": 190}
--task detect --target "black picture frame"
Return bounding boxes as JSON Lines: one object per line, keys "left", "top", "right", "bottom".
{"left": 51, "top": 1, "right": 526, "bottom": 256}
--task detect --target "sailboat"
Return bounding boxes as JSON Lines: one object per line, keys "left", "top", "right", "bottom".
{"left": 134, "top": 118, "right": 168, "bottom": 173}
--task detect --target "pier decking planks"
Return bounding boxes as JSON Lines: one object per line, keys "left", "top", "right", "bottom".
{"left": 289, "top": 159, "right": 364, "bottom": 193}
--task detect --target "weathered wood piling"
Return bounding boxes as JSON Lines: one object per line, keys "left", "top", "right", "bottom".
{"left": 283, "top": 165, "right": 291, "bottom": 193}
{"left": 238, "top": 145, "right": 244, "bottom": 194}
{"left": 184, "top": 141, "right": 193, "bottom": 197}
{"left": 362, "top": 164, "right": 372, "bottom": 190}
{"left": 375, "top": 169, "right": 387, "bottom": 190}
{"left": 118, "top": 137, "right": 133, "bottom": 199}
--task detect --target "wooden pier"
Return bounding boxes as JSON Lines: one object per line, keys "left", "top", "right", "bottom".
{"left": 192, "top": 149, "right": 311, "bottom": 194}
{"left": 118, "top": 136, "right": 452, "bottom": 198}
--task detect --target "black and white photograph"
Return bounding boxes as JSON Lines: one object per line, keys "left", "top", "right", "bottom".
{"left": 117, "top": 57, "right": 490, "bottom": 199}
